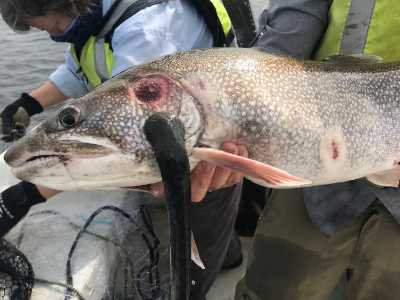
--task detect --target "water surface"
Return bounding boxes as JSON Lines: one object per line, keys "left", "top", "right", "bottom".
{"left": 0, "top": 22, "right": 65, "bottom": 151}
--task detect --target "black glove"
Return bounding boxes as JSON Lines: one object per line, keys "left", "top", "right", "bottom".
{"left": 0, "top": 93, "right": 43, "bottom": 142}
{"left": 0, "top": 182, "right": 46, "bottom": 237}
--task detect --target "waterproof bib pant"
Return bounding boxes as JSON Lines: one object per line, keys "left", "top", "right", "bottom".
{"left": 235, "top": 189, "right": 400, "bottom": 300}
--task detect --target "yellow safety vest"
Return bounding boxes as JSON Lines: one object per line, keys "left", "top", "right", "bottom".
{"left": 314, "top": 0, "right": 400, "bottom": 63}
{"left": 71, "top": 0, "right": 232, "bottom": 89}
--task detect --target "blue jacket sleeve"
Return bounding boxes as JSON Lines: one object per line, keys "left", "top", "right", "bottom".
{"left": 49, "top": 47, "right": 90, "bottom": 99}
{"left": 255, "top": 0, "right": 331, "bottom": 59}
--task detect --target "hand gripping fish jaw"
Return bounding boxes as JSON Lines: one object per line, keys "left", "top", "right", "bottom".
{"left": 144, "top": 113, "right": 193, "bottom": 300}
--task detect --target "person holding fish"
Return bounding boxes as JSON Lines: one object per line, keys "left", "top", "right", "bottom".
{"left": 235, "top": 0, "right": 400, "bottom": 299}
{"left": 0, "top": 0, "right": 246, "bottom": 298}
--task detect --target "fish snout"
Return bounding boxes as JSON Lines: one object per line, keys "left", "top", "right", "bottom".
{"left": 4, "top": 140, "right": 30, "bottom": 167}
{"left": 4, "top": 129, "right": 49, "bottom": 168}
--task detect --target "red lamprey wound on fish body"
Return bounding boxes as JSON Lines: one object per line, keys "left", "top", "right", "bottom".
{"left": 331, "top": 140, "right": 339, "bottom": 160}
{"left": 128, "top": 74, "right": 171, "bottom": 108}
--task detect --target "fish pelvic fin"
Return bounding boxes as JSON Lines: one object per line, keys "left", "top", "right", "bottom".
{"left": 192, "top": 147, "right": 312, "bottom": 188}
{"left": 191, "top": 232, "right": 205, "bottom": 269}
{"left": 366, "top": 166, "right": 400, "bottom": 188}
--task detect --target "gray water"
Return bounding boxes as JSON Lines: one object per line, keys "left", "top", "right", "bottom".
{"left": 0, "top": 22, "right": 66, "bottom": 151}
{"left": 0, "top": 23, "right": 65, "bottom": 104}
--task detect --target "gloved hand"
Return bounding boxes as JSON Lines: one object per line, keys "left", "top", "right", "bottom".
{"left": 0, "top": 182, "right": 46, "bottom": 237}
{"left": 0, "top": 93, "right": 43, "bottom": 142}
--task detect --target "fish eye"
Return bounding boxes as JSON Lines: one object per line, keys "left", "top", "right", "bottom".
{"left": 58, "top": 106, "right": 80, "bottom": 128}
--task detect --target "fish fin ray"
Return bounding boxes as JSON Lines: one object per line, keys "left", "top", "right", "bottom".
{"left": 192, "top": 147, "right": 311, "bottom": 188}
{"left": 191, "top": 232, "right": 205, "bottom": 269}
{"left": 366, "top": 166, "right": 400, "bottom": 187}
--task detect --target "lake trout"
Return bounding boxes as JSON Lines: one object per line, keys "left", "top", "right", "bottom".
{"left": 4, "top": 48, "right": 400, "bottom": 190}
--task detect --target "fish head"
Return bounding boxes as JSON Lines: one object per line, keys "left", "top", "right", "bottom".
{"left": 4, "top": 68, "right": 204, "bottom": 190}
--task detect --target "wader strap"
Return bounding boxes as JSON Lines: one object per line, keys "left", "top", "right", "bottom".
{"left": 94, "top": 0, "right": 166, "bottom": 82}
{"left": 95, "top": 0, "right": 139, "bottom": 82}
{"left": 221, "top": 0, "right": 256, "bottom": 47}
{"left": 105, "top": 0, "right": 166, "bottom": 43}
{"left": 340, "top": 0, "right": 376, "bottom": 54}
{"left": 98, "top": 0, "right": 140, "bottom": 38}
{"left": 94, "top": 39, "right": 109, "bottom": 82}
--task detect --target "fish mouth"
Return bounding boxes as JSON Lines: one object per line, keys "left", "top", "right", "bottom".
{"left": 8, "top": 150, "right": 111, "bottom": 178}
{"left": 5, "top": 138, "right": 116, "bottom": 169}
{"left": 25, "top": 154, "right": 68, "bottom": 165}
{"left": 9, "top": 153, "right": 69, "bottom": 175}
{"left": 10, "top": 151, "right": 159, "bottom": 192}
{"left": 11, "top": 153, "right": 66, "bottom": 168}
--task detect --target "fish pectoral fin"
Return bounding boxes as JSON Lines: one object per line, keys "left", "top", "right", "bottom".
{"left": 192, "top": 147, "right": 312, "bottom": 188}
{"left": 366, "top": 167, "right": 400, "bottom": 187}
{"left": 191, "top": 232, "right": 205, "bottom": 269}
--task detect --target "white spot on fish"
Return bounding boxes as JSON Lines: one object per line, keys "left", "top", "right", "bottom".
{"left": 233, "top": 58, "right": 257, "bottom": 72}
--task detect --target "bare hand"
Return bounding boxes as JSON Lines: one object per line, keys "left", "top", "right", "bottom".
{"left": 149, "top": 142, "right": 248, "bottom": 202}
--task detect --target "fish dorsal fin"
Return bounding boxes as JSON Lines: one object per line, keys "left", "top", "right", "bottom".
{"left": 323, "top": 54, "right": 383, "bottom": 64}
{"left": 192, "top": 147, "right": 312, "bottom": 188}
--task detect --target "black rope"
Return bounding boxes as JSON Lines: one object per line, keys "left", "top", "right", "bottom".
{"left": 20, "top": 208, "right": 139, "bottom": 293}
{"left": 35, "top": 278, "right": 85, "bottom": 300}
{"left": 64, "top": 205, "right": 161, "bottom": 300}
{"left": 0, "top": 239, "right": 34, "bottom": 300}
{"left": 6, "top": 204, "right": 163, "bottom": 299}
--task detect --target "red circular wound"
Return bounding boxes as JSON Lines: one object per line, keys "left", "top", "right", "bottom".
{"left": 128, "top": 74, "right": 171, "bottom": 107}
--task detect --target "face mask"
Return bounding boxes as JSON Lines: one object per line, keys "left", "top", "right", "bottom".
{"left": 50, "top": 3, "right": 103, "bottom": 50}
{"left": 50, "top": 17, "right": 79, "bottom": 43}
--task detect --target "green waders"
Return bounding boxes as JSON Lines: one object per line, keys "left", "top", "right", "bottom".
{"left": 235, "top": 189, "right": 400, "bottom": 300}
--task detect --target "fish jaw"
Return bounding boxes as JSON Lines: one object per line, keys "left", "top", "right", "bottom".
{"left": 7, "top": 146, "right": 161, "bottom": 191}
{"left": 5, "top": 130, "right": 162, "bottom": 190}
